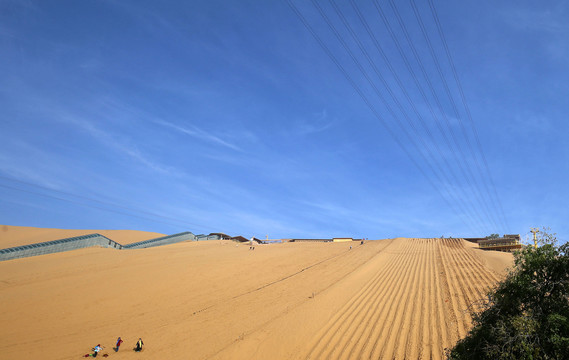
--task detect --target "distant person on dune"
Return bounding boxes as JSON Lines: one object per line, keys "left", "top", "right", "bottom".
{"left": 114, "top": 337, "right": 123, "bottom": 352}
{"left": 134, "top": 338, "right": 144, "bottom": 352}
{"left": 87, "top": 344, "right": 102, "bottom": 357}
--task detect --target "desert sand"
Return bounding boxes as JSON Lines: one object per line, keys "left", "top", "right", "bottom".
{"left": 0, "top": 228, "right": 513, "bottom": 360}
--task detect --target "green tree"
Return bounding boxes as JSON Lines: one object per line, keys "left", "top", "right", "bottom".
{"left": 448, "top": 228, "right": 569, "bottom": 359}
{"left": 486, "top": 233, "right": 500, "bottom": 239}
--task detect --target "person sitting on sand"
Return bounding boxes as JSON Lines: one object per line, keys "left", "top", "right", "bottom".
{"left": 90, "top": 344, "right": 103, "bottom": 357}
{"left": 134, "top": 338, "right": 144, "bottom": 352}
{"left": 115, "top": 337, "right": 123, "bottom": 352}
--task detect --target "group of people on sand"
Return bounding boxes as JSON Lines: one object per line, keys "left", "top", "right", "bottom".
{"left": 350, "top": 239, "right": 365, "bottom": 250}
{"left": 86, "top": 337, "right": 144, "bottom": 357}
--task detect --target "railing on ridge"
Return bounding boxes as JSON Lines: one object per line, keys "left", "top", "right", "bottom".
{"left": 122, "top": 232, "right": 196, "bottom": 249}
{"left": 0, "top": 231, "right": 197, "bottom": 261}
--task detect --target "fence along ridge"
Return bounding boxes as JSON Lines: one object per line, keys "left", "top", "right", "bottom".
{"left": 0, "top": 231, "right": 197, "bottom": 261}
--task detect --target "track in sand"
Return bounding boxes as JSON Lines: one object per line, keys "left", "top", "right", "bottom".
{"left": 300, "top": 238, "right": 502, "bottom": 360}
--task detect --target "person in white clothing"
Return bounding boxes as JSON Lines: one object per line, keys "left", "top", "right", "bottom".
{"left": 91, "top": 344, "right": 103, "bottom": 357}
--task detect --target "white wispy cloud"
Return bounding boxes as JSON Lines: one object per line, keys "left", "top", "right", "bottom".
{"left": 101, "top": 0, "right": 181, "bottom": 36}
{"left": 59, "top": 113, "right": 177, "bottom": 175}
{"left": 153, "top": 119, "right": 242, "bottom": 151}
{"left": 296, "top": 196, "right": 452, "bottom": 236}
{"left": 296, "top": 109, "right": 334, "bottom": 135}
{"left": 510, "top": 111, "right": 552, "bottom": 136}
{"left": 505, "top": 7, "right": 569, "bottom": 33}
{"left": 0, "top": 139, "right": 70, "bottom": 190}
{"left": 500, "top": 5, "right": 569, "bottom": 62}
{"left": 79, "top": 58, "right": 102, "bottom": 70}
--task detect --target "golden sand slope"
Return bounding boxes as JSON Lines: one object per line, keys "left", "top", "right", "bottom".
{"left": 0, "top": 236, "right": 512, "bottom": 360}
{"left": 294, "top": 238, "right": 508, "bottom": 360}
{"left": 0, "top": 225, "right": 165, "bottom": 248}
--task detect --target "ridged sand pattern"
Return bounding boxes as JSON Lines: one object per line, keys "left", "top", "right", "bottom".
{"left": 304, "top": 238, "right": 500, "bottom": 360}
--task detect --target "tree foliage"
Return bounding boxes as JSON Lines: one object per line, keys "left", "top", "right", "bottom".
{"left": 486, "top": 233, "right": 500, "bottom": 239}
{"left": 448, "top": 228, "right": 569, "bottom": 359}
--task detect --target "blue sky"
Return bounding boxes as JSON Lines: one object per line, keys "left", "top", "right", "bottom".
{"left": 1, "top": 0, "right": 568, "bottom": 242}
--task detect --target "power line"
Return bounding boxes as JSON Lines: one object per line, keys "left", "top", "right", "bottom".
{"left": 343, "top": 0, "right": 494, "bottom": 232}
{"left": 378, "top": 0, "right": 501, "bottom": 233}
{"left": 368, "top": 0, "right": 500, "bottom": 232}
{"left": 407, "top": 0, "right": 506, "bottom": 232}
{"left": 327, "top": 0, "right": 490, "bottom": 231}
{"left": 315, "top": 0, "right": 486, "bottom": 230}
{"left": 285, "top": 0, "right": 484, "bottom": 234}
{"left": 426, "top": 0, "right": 511, "bottom": 232}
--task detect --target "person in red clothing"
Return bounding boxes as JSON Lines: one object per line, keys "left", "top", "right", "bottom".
{"left": 114, "top": 337, "right": 123, "bottom": 352}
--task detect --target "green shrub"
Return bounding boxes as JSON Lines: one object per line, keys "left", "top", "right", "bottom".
{"left": 448, "top": 229, "right": 569, "bottom": 360}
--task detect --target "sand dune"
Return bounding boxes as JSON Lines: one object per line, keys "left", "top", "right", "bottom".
{"left": 0, "top": 225, "right": 166, "bottom": 248}
{"left": 0, "top": 232, "right": 513, "bottom": 360}
{"left": 463, "top": 239, "right": 514, "bottom": 275}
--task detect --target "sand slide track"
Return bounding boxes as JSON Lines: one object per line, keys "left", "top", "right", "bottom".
{"left": 411, "top": 238, "right": 429, "bottom": 359}
{"left": 431, "top": 239, "right": 448, "bottom": 354}
{"left": 460, "top": 241, "right": 501, "bottom": 287}
{"left": 378, "top": 239, "right": 425, "bottom": 359}
{"left": 307, "top": 238, "right": 415, "bottom": 359}
{"left": 304, "top": 237, "right": 501, "bottom": 359}
{"left": 436, "top": 243, "right": 458, "bottom": 345}
{"left": 453, "top": 243, "right": 488, "bottom": 310}
{"left": 380, "top": 239, "right": 431, "bottom": 358}
{"left": 303, "top": 241, "right": 399, "bottom": 356}
{"left": 444, "top": 239, "right": 497, "bottom": 316}
{"left": 445, "top": 240, "right": 479, "bottom": 317}
{"left": 344, "top": 239, "right": 414, "bottom": 358}
{"left": 361, "top": 240, "right": 417, "bottom": 359}
{"left": 344, "top": 239, "right": 416, "bottom": 359}
{"left": 386, "top": 239, "right": 424, "bottom": 359}
{"left": 438, "top": 239, "right": 469, "bottom": 337}
{"left": 305, "top": 239, "right": 413, "bottom": 359}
